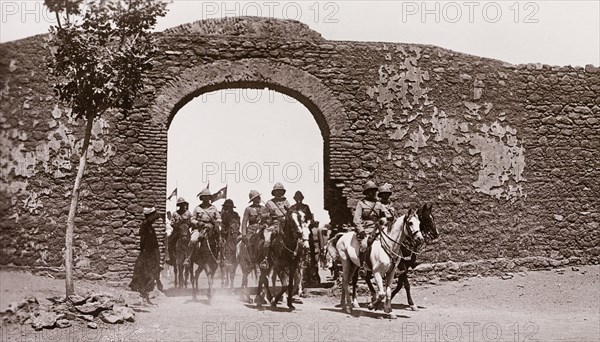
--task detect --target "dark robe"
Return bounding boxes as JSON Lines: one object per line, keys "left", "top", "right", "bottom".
{"left": 129, "top": 217, "right": 161, "bottom": 296}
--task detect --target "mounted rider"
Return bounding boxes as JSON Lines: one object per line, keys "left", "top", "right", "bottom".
{"left": 220, "top": 199, "right": 241, "bottom": 242}
{"left": 377, "top": 183, "right": 396, "bottom": 220}
{"left": 261, "top": 182, "right": 291, "bottom": 235}
{"left": 185, "top": 188, "right": 222, "bottom": 265}
{"left": 259, "top": 182, "right": 290, "bottom": 267}
{"left": 241, "top": 190, "right": 264, "bottom": 242}
{"left": 289, "top": 190, "right": 315, "bottom": 228}
{"left": 354, "top": 180, "right": 392, "bottom": 262}
{"left": 290, "top": 190, "right": 321, "bottom": 285}
{"left": 171, "top": 197, "right": 193, "bottom": 239}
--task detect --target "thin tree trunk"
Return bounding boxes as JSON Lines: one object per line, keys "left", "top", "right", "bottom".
{"left": 65, "top": 117, "right": 95, "bottom": 296}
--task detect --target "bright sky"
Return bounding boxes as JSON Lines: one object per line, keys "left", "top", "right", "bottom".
{"left": 1, "top": 1, "right": 598, "bottom": 221}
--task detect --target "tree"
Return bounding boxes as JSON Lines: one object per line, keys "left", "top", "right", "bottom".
{"left": 44, "top": 0, "right": 167, "bottom": 296}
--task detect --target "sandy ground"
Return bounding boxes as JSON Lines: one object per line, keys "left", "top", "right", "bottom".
{"left": 1, "top": 265, "right": 598, "bottom": 342}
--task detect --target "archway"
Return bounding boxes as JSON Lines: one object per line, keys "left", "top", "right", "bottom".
{"left": 166, "top": 88, "right": 327, "bottom": 221}
{"left": 148, "top": 58, "right": 350, "bottom": 222}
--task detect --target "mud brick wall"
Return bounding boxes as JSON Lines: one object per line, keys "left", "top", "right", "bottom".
{"left": 1, "top": 17, "right": 598, "bottom": 285}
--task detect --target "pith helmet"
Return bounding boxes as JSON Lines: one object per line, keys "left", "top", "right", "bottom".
{"left": 293, "top": 191, "right": 304, "bottom": 201}
{"left": 176, "top": 197, "right": 188, "bottom": 205}
{"left": 271, "top": 182, "right": 286, "bottom": 196}
{"left": 198, "top": 188, "right": 211, "bottom": 199}
{"left": 378, "top": 183, "right": 393, "bottom": 194}
{"left": 248, "top": 190, "right": 261, "bottom": 203}
{"left": 363, "top": 180, "right": 378, "bottom": 194}
{"left": 222, "top": 199, "right": 235, "bottom": 208}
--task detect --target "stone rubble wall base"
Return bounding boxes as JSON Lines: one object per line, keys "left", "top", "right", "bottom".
{"left": 2, "top": 255, "right": 598, "bottom": 289}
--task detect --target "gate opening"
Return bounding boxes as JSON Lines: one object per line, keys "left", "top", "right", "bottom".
{"left": 166, "top": 88, "right": 326, "bottom": 222}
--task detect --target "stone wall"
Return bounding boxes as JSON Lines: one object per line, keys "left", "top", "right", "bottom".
{"left": 1, "top": 17, "right": 598, "bottom": 285}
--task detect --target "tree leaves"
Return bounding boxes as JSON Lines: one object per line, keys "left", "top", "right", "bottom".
{"left": 45, "top": 0, "right": 168, "bottom": 120}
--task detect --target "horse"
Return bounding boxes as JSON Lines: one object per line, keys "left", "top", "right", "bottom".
{"left": 363, "top": 203, "right": 439, "bottom": 311}
{"left": 190, "top": 225, "right": 221, "bottom": 304}
{"left": 236, "top": 233, "right": 261, "bottom": 303}
{"left": 174, "top": 227, "right": 191, "bottom": 288}
{"left": 220, "top": 221, "right": 240, "bottom": 288}
{"left": 166, "top": 218, "right": 192, "bottom": 289}
{"left": 334, "top": 209, "right": 422, "bottom": 316}
{"left": 255, "top": 207, "right": 311, "bottom": 311}
{"left": 389, "top": 203, "right": 438, "bottom": 308}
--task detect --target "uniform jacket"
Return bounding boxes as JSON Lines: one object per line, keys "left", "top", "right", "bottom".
{"left": 241, "top": 203, "right": 263, "bottom": 235}
{"left": 262, "top": 197, "right": 290, "bottom": 226}
{"left": 191, "top": 204, "right": 222, "bottom": 230}
{"left": 353, "top": 198, "right": 390, "bottom": 233}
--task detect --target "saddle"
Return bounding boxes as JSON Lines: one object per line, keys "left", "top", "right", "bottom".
{"left": 359, "top": 234, "right": 377, "bottom": 269}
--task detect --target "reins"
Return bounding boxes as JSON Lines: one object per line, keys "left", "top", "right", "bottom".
{"left": 377, "top": 214, "right": 421, "bottom": 265}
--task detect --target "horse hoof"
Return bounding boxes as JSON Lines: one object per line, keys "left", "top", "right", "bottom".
{"left": 410, "top": 305, "right": 418, "bottom": 311}
{"left": 288, "top": 305, "right": 296, "bottom": 311}
{"left": 342, "top": 306, "right": 352, "bottom": 314}
{"left": 387, "top": 313, "right": 397, "bottom": 319}
{"left": 367, "top": 303, "right": 374, "bottom": 310}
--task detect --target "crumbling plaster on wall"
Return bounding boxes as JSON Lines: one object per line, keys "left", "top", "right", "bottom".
{"left": 0, "top": 59, "right": 116, "bottom": 216}
{"left": 366, "top": 47, "right": 525, "bottom": 200}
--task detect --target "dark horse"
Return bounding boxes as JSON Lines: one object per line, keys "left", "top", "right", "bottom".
{"left": 190, "top": 226, "right": 221, "bottom": 304}
{"left": 364, "top": 203, "right": 439, "bottom": 310}
{"left": 255, "top": 208, "right": 311, "bottom": 311}
{"left": 167, "top": 219, "right": 191, "bottom": 289}
{"left": 220, "top": 220, "right": 240, "bottom": 288}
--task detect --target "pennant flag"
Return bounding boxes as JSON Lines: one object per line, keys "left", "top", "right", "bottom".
{"left": 211, "top": 185, "right": 227, "bottom": 203}
{"left": 167, "top": 187, "right": 177, "bottom": 200}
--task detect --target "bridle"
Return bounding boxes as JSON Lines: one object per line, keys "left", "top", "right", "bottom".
{"left": 280, "top": 210, "right": 310, "bottom": 257}
{"left": 377, "top": 212, "right": 421, "bottom": 265}
{"left": 402, "top": 210, "right": 436, "bottom": 259}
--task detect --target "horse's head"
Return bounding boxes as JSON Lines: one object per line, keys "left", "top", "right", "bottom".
{"left": 418, "top": 203, "right": 439, "bottom": 241}
{"left": 289, "top": 210, "right": 311, "bottom": 249}
{"left": 403, "top": 208, "right": 423, "bottom": 245}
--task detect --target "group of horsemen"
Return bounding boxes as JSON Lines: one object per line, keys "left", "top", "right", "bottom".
{"left": 167, "top": 179, "right": 398, "bottom": 272}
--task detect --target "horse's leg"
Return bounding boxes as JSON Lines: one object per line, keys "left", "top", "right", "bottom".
{"left": 370, "top": 270, "right": 386, "bottom": 310}
{"left": 287, "top": 265, "right": 296, "bottom": 310}
{"left": 230, "top": 262, "right": 237, "bottom": 288}
{"left": 403, "top": 272, "right": 417, "bottom": 311}
{"left": 192, "top": 263, "right": 200, "bottom": 300}
{"left": 350, "top": 265, "right": 360, "bottom": 309}
{"left": 185, "top": 263, "right": 191, "bottom": 288}
{"left": 220, "top": 259, "right": 225, "bottom": 287}
{"left": 173, "top": 262, "right": 179, "bottom": 288}
{"left": 297, "top": 259, "right": 305, "bottom": 298}
{"left": 271, "top": 266, "right": 286, "bottom": 307}
{"left": 383, "top": 268, "right": 396, "bottom": 316}
{"left": 270, "top": 268, "right": 277, "bottom": 288}
{"left": 256, "top": 267, "right": 270, "bottom": 310}
{"left": 206, "top": 263, "right": 215, "bottom": 304}
{"left": 363, "top": 270, "right": 377, "bottom": 305}
{"left": 392, "top": 269, "right": 406, "bottom": 299}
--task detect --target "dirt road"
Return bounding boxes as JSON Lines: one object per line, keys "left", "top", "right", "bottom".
{"left": 1, "top": 265, "right": 598, "bottom": 341}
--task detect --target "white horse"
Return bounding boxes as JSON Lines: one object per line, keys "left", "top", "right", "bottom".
{"left": 334, "top": 209, "right": 423, "bottom": 316}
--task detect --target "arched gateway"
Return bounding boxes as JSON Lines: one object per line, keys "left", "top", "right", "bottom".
{"left": 0, "top": 17, "right": 598, "bottom": 284}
